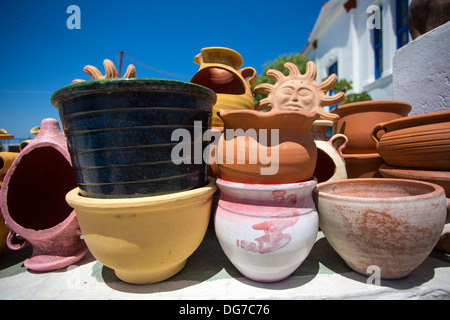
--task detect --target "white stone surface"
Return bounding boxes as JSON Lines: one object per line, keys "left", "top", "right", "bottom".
{"left": 393, "top": 21, "right": 450, "bottom": 115}
{"left": 0, "top": 229, "right": 449, "bottom": 300}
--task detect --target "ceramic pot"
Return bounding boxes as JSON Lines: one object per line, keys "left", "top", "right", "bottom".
{"left": 190, "top": 47, "right": 257, "bottom": 127}
{"left": 0, "top": 152, "right": 18, "bottom": 182}
{"left": 66, "top": 178, "right": 217, "bottom": 284}
{"left": 331, "top": 100, "right": 411, "bottom": 154}
{"left": 215, "top": 178, "right": 318, "bottom": 282}
{"left": 216, "top": 109, "right": 318, "bottom": 184}
{"left": 372, "top": 110, "right": 450, "bottom": 170}
{"left": 312, "top": 120, "right": 348, "bottom": 183}
{"left": 343, "top": 152, "right": 384, "bottom": 178}
{"left": 0, "top": 118, "right": 88, "bottom": 271}
{"left": 315, "top": 178, "right": 448, "bottom": 279}
{"left": 51, "top": 78, "right": 216, "bottom": 198}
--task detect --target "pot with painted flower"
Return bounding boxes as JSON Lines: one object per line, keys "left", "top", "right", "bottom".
{"left": 214, "top": 177, "right": 318, "bottom": 282}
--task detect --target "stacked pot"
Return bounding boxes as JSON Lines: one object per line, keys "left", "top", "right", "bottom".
{"left": 374, "top": 110, "right": 450, "bottom": 252}
{"left": 51, "top": 77, "right": 218, "bottom": 284}
{"left": 331, "top": 100, "right": 412, "bottom": 178}
{"left": 212, "top": 109, "right": 320, "bottom": 282}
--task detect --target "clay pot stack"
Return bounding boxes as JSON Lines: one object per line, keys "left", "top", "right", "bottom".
{"left": 331, "top": 100, "right": 412, "bottom": 178}
{"left": 373, "top": 110, "right": 450, "bottom": 252}
{"left": 50, "top": 60, "right": 218, "bottom": 284}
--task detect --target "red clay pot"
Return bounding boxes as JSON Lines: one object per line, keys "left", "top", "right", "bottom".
{"left": 331, "top": 100, "right": 411, "bottom": 154}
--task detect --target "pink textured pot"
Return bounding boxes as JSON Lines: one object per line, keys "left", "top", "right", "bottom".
{"left": 0, "top": 118, "right": 88, "bottom": 271}
{"left": 315, "top": 178, "right": 448, "bottom": 279}
{"left": 214, "top": 178, "right": 318, "bottom": 282}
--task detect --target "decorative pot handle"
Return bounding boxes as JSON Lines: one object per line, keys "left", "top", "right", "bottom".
{"left": 329, "top": 133, "right": 348, "bottom": 155}
{"left": 371, "top": 123, "right": 387, "bottom": 148}
{"left": 6, "top": 231, "right": 29, "bottom": 250}
{"left": 240, "top": 67, "right": 257, "bottom": 88}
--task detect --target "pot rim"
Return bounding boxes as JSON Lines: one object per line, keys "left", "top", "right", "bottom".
{"left": 315, "top": 178, "right": 445, "bottom": 202}
{"left": 51, "top": 78, "right": 217, "bottom": 109}
{"left": 216, "top": 177, "right": 318, "bottom": 191}
{"left": 331, "top": 100, "right": 412, "bottom": 116}
{"left": 66, "top": 177, "right": 217, "bottom": 211}
{"left": 374, "top": 110, "right": 450, "bottom": 132}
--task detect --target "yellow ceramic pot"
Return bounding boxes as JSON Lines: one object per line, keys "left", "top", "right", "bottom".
{"left": 66, "top": 178, "right": 217, "bottom": 284}
{"left": 0, "top": 152, "right": 18, "bottom": 181}
{"left": 0, "top": 218, "right": 9, "bottom": 253}
{"left": 190, "top": 47, "right": 257, "bottom": 127}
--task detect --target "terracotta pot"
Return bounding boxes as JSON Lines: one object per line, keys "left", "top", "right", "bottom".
{"left": 190, "top": 47, "right": 257, "bottom": 127}
{"left": 66, "top": 178, "right": 217, "bottom": 284}
{"left": 372, "top": 110, "right": 450, "bottom": 170}
{"left": 343, "top": 152, "right": 384, "bottom": 178}
{"left": 0, "top": 118, "right": 88, "bottom": 271}
{"left": 312, "top": 120, "right": 348, "bottom": 183}
{"left": 51, "top": 78, "right": 216, "bottom": 198}
{"left": 315, "top": 178, "right": 448, "bottom": 279}
{"left": 217, "top": 109, "right": 319, "bottom": 184}
{"left": 331, "top": 100, "right": 411, "bottom": 154}
{"left": 215, "top": 178, "right": 318, "bottom": 282}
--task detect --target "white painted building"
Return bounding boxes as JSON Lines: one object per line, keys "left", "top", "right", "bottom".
{"left": 302, "top": 0, "right": 411, "bottom": 104}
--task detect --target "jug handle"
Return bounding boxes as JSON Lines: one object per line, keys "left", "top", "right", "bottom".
{"left": 371, "top": 123, "right": 387, "bottom": 148}
{"left": 329, "top": 133, "right": 348, "bottom": 155}
{"left": 240, "top": 67, "right": 257, "bottom": 88}
{"left": 6, "top": 231, "right": 29, "bottom": 250}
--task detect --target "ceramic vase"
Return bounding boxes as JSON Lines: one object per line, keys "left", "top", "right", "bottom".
{"left": 331, "top": 100, "right": 411, "bottom": 154}
{"left": 190, "top": 47, "right": 257, "bottom": 127}
{"left": 66, "top": 178, "right": 217, "bottom": 284}
{"left": 0, "top": 118, "right": 88, "bottom": 271}
{"left": 51, "top": 78, "right": 216, "bottom": 198}
{"left": 215, "top": 178, "right": 318, "bottom": 282}
{"left": 311, "top": 120, "right": 348, "bottom": 183}
{"left": 315, "top": 178, "right": 448, "bottom": 279}
{"left": 372, "top": 110, "right": 450, "bottom": 170}
{"left": 0, "top": 152, "right": 18, "bottom": 253}
{"left": 216, "top": 109, "right": 319, "bottom": 184}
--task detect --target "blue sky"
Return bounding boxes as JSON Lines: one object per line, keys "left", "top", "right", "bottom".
{"left": 0, "top": 0, "right": 323, "bottom": 139}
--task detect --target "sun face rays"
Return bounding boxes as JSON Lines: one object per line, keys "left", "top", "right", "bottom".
{"left": 254, "top": 61, "right": 344, "bottom": 121}
{"left": 71, "top": 59, "right": 136, "bottom": 84}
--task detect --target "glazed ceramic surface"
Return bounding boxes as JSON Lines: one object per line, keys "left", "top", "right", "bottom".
{"left": 51, "top": 78, "right": 216, "bottom": 198}
{"left": 372, "top": 110, "right": 450, "bottom": 170}
{"left": 217, "top": 109, "right": 318, "bottom": 184}
{"left": 190, "top": 47, "right": 256, "bottom": 127}
{"left": 215, "top": 178, "right": 318, "bottom": 282}
{"left": 331, "top": 100, "right": 411, "bottom": 154}
{"left": 316, "top": 178, "right": 447, "bottom": 279}
{"left": 66, "top": 178, "right": 217, "bottom": 284}
{"left": 0, "top": 118, "right": 87, "bottom": 271}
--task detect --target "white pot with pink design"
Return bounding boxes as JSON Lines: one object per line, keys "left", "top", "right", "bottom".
{"left": 214, "top": 178, "right": 318, "bottom": 282}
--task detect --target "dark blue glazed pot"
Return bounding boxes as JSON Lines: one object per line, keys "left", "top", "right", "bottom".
{"left": 51, "top": 78, "right": 216, "bottom": 198}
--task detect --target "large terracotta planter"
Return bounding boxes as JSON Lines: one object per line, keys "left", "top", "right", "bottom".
{"left": 331, "top": 100, "right": 411, "bottom": 154}
{"left": 66, "top": 178, "right": 217, "bottom": 284}
{"left": 372, "top": 110, "right": 450, "bottom": 170}
{"left": 315, "top": 178, "right": 448, "bottom": 279}
{"left": 217, "top": 109, "right": 318, "bottom": 184}
{"left": 190, "top": 47, "right": 257, "bottom": 127}
{"left": 215, "top": 178, "right": 318, "bottom": 282}
{"left": 51, "top": 78, "right": 216, "bottom": 198}
{"left": 0, "top": 118, "right": 87, "bottom": 271}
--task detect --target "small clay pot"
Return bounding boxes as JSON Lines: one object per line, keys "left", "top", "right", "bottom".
{"left": 215, "top": 178, "right": 318, "bottom": 282}
{"left": 51, "top": 78, "right": 216, "bottom": 198}
{"left": 343, "top": 152, "right": 384, "bottom": 178}
{"left": 315, "top": 178, "right": 448, "bottom": 279}
{"left": 0, "top": 119, "right": 87, "bottom": 271}
{"left": 66, "top": 178, "right": 217, "bottom": 284}
{"left": 217, "top": 109, "right": 319, "bottom": 184}
{"left": 331, "top": 100, "right": 411, "bottom": 154}
{"left": 372, "top": 110, "right": 450, "bottom": 170}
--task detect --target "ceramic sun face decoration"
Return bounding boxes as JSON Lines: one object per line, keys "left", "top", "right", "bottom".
{"left": 71, "top": 59, "right": 136, "bottom": 83}
{"left": 255, "top": 61, "right": 344, "bottom": 121}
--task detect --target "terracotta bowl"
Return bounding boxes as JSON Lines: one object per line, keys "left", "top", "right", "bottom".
{"left": 372, "top": 110, "right": 450, "bottom": 170}
{"left": 66, "top": 178, "right": 217, "bottom": 284}
{"left": 331, "top": 100, "right": 411, "bottom": 154}
{"left": 315, "top": 178, "right": 448, "bottom": 279}
{"left": 343, "top": 152, "right": 384, "bottom": 178}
